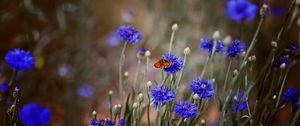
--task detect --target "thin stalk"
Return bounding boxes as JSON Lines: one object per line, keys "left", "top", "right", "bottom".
{"left": 109, "top": 94, "right": 113, "bottom": 120}
{"left": 243, "top": 17, "right": 264, "bottom": 63}
{"left": 175, "top": 53, "right": 187, "bottom": 91}
{"left": 119, "top": 42, "right": 128, "bottom": 105}
{"left": 275, "top": 68, "right": 291, "bottom": 109}
{"left": 146, "top": 86, "right": 151, "bottom": 126}
{"left": 168, "top": 28, "right": 176, "bottom": 53}
{"left": 290, "top": 108, "right": 300, "bottom": 126}
{"left": 201, "top": 56, "right": 210, "bottom": 77}
{"left": 8, "top": 70, "right": 17, "bottom": 87}
{"left": 154, "top": 103, "right": 161, "bottom": 126}
{"left": 134, "top": 56, "right": 142, "bottom": 91}
{"left": 223, "top": 59, "right": 233, "bottom": 92}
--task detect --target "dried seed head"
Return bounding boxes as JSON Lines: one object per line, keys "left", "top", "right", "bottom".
{"left": 201, "top": 119, "right": 206, "bottom": 124}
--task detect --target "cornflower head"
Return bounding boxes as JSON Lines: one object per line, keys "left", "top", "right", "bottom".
{"left": 5, "top": 48, "right": 35, "bottom": 71}
{"left": 226, "top": 39, "right": 246, "bottom": 57}
{"left": 107, "top": 31, "right": 121, "bottom": 46}
{"left": 138, "top": 47, "right": 146, "bottom": 56}
{"left": 118, "top": 118, "right": 125, "bottom": 126}
{"left": 274, "top": 55, "right": 291, "bottom": 68}
{"left": 199, "top": 38, "right": 225, "bottom": 53}
{"left": 77, "top": 83, "right": 93, "bottom": 98}
{"left": 99, "top": 119, "right": 115, "bottom": 126}
{"left": 284, "top": 88, "right": 300, "bottom": 107}
{"left": 174, "top": 101, "right": 198, "bottom": 119}
{"left": 189, "top": 77, "right": 215, "bottom": 99}
{"left": 90, "top": 119, "right": 99, "bottom": 126}
{"left": 226, "top": 0, "right": 258, "bottom": 23}
{"left": 230, "top": 91, "right": 248, "bottom": 112}
{"left": 117, "top": 25, "right": 142, "bottom": 44}
{"left": 150, "top": 84, "right": 175, "bottom": 107}
{"left": 162, "top": 53, "right": 184, "bottom": 74}
{"left": 0, "top": 83, "right": 9, "bottom": 93}
{"left": 19, "top": 102, "right": 51, "bottom": 126}
{"left": 284, "top": 43, "right": 300, "bottom": 58}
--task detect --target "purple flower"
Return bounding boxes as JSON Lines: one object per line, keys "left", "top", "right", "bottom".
{"left": 151, "top": 85, "right": 175, "bottom": 107}
{"left": 139, "top": 47, "right": 146, "bottom": 56}
{"left": 190, "top": 77, "right": 215, "bottom": 99}
{"left": 226, "top": 39, "right": 246, "bottom": 57}
{"left": 285, "top": 43, "right": 300, "bottom": 58}
{"left": 284, "top": 88, "right": 300, "bottom": 107}
{"left": 5, "top": 48, "right": 35, "bottom": 71}
{"left": 274, "top": 56, "right": 290, "bottom": 68}
{"left": 99, "top": 119, "right": 115, "bottom": 126}
{"left": 0, "top": 83, "right": 9, "bottom": 93}
{"left": 226, "top": 0, "right": 258, "bottom": 22}
{"left": 107, "top": 31, "right": 121, "bottom": 46}
{"left": 118, "top": 118, "right": 125, "bottom": 126}
{"left": 199, "top": 38, "right": 225, "bottom": 53}
{"left": 230, "top": 92, "right": 248, "bottom": 112}
{"left": 20, "top": 102, "right": 51, "bottom": 126}
{"left": 77, "top": 84, "right": 93, "bottom": 98}
{"left": 162, "top": 53, "right": 184, "bottom": 74}
{"left": 117, "top": 25, "right": 142, "bottom": 44}
{"left": 174, "top": 101, "right": 198, "bottom": 118}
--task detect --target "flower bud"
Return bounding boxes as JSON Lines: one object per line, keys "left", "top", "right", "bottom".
{"left": 147, "top": 81, "right": 152, "bottom": 87}
{"left": 92, "top": 110, "right": 97, "bottom": 116}
{"left": 145, "top": 50, "right": 151, "bottom": 57}
{"left": 233, "top": 69, "right": 239, "bottom": 76}
{"left": 109, "top": 90, "right": 113, "bottom": 95}
{"left": 137, "top": 93, "right": 144, "bottom": 102}
{"left": 132, "top": 102, "right": 138, "bottom": 109}
{"left": 184, "top": 47, "right": 191, "bottom": 55}
{"left": 124, "top": 72, "right": 129, "bottom": 77}
{"left": 212, "top": 30, "right": 220, "bottom": 40}
{"left": 193, "top": 94, "right": 199, "bottom": 100}
{"left": 280, "top": 63, "right": 286, "bottom": 69}
{"left": 273, "top": 95, "right": 277, "bottom": 100}
{"left": 201, "top": 119, "right": 206, "bottom": 124}
{"left": 172, "top": 24, "right": 178, "bottom": 31}
{"left": 224, "top": 36, "right": 232, "bottom": 46}
{"left": 271, "top": 41, "right": 278, "bottom": 48}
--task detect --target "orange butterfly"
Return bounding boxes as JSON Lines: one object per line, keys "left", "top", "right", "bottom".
{"left": 154, "top": 58, "right": 171, "bottom": 69}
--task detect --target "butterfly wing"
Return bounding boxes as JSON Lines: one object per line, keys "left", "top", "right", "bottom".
{"left": 162, "top": 59, "right": 171, "bottom": 68}
{"left": 154, "top": 59, "right": 163, "bottom": 68}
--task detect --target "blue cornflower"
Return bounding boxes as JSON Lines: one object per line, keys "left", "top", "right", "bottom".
{"left": 20, "top": 102, "right": 51, "bottom": 126}
{"left": 285, "top": 43, "right": 300, "bottom": 58}
{"left": 90, "top": 118, "right": 99, "bottom": 126}
{"left": 162, "top": 53, "right": 184, "bottom": 74}
{"left": 0, "top": 83, "right": 9, "bottom": 93}
{"left": 226, "top": 0, "right": 258, "bottom": 22}
{"left": 226, "top": 39, "right": 246, "bottom": 57}
{"left": 284, "top": 88, "right": 300, "bottom": 107}
{"left": 99, "top": 119, "right": 115, "bottom": 126}
{"left": 174, "top": 101, "right": 198, "bottom": 119}
{"left": 190, "top": 77, "right": 215, "bottom": 99}
{"left": 230, "top": 92, "right": 248, "bottom": 112}
{"left": 5, "top": 48, "right": 35, "bottom": 71}
{"left": 77, "top": 84, "right": 93, "bottom": 98}
{"left": 117, "top": 25, "right": 142, "bottom": 44}
{"left": 139, "top": 47, "right": 146, "bottom": 56}
{"left": 107, "top": 31, "right": 121, "bottom": 46}
{"left": 274, "top": 56, "right": 290, "bottom": 68}
{"left": 118, "top": 118, "right": 125, "bottom": 126}
{"left": 151, "top": 85, "right": 175, "bottom": 106}
{"left": 199, "top": 38, "right": 225, "bottom": 53}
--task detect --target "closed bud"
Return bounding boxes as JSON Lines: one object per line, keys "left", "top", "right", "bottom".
{"left": 92, "top": 110, "right": 97, "bottom": 116}
{"left": 224, "top": 36, "right": 232, "bottom": 46}
{"left": 201, "top": 119, "right": 206, "bottom": 124}
{"left": 137, "top": 93, "right": 144, "bottom": 102}
{"left": 132, "top": 102, "right": 138, "bottom": 109}
{"left": 172, "top": 24, "right": 178, "bottom": 31}
{"left": 145, "top": 50, "right": 151, "bottom": 57}
{"left": 147, "top": 81, "right": 152, "bottom": 87}
{"left": 193, "top": 94, "right": 199, "bottom": 100}
{"left": 212, "top": 30, "right": 220, "bottom": 40}
{"left": 271, "top": 41, "right": 278, "bottom": 48}
{"left": 109, "top": 90, "right": 113, "bottom": 95}
{"left": 240, "top": 51, "right": 246, "bottom": 58}
{"left": 280, "top": 63, "right": 286, "bottom": 69}
{"left": 184, "top": 47, "right": 191, "bottom": 55}
{"left": 273, "top": 95, "right": 277, "bottom": 100}
{"left": 124, "top": 71, "right": 129, "bottom": 77}
{"left": 233, "top": 69, "right": 239, "bottom": 76}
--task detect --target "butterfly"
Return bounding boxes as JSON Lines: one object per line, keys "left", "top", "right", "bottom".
{"left": 154, "top": 58, "right": 171, "bottom": 69}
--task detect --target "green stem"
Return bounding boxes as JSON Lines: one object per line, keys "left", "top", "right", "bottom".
{"left": 168, "top": 29, "right": 176, "bottom": 53}
{"left": 119, "top": 42, "right": 128, "bottom": 105}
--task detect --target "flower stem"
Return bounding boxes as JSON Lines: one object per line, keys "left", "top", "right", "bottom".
{"left": 168, "top": 29, "right": 176, "bottom": 53}
{"left": 223, "top": 59, "right": 233, "bottom": 92}
{"left": 154, "top": 103, "right": 161, "bottom": 126}
{"left": 290, "top": 108, "right": 300, "bottom": 126}
{"left": 119, "top": 42, "right": 128, "bottom": 105}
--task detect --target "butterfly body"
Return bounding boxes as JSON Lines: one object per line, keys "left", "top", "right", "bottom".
{"left": 154, "top": 58, "right": 171, "bottom": 69}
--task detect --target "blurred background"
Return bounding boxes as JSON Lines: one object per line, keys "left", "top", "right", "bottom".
{"left": 0, "top": 0, "right": 299, "bottom": 125}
